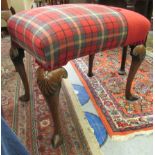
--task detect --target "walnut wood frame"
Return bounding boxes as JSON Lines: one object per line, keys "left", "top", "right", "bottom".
{"left": 10, "top": 40, "right": 146, "bottom": 147}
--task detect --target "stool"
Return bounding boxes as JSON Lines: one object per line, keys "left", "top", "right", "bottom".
{"left": 7, "top": 4, "right": 150, "bottom": 148}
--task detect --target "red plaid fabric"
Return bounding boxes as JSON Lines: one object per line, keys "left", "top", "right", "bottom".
{"left": 110, "top": 7, "right": 150, "bottom": 46}
{"left": 7, "top": 4, "right": 150, "bottom": 70}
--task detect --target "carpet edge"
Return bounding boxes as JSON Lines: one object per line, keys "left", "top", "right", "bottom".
{"left": 70, "top": 60, "right": 153, "bottom": 140}
{"left": 62, "top": 78, "right": 102, "bottom": 155}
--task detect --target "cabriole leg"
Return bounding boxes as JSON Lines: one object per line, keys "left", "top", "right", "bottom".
{"left": 36, "top": 67, "right": 68, "bottom": 148}
{"left": 126, "top": 45, "right": 146, "bottom": 101}
{"left": 10, "top": 44, "right": 30, "bottom": 101}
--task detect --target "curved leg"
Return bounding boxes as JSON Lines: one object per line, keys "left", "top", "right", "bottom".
{"left": 126, "top": 45, "right": 146, "bottom": 101}
{"left": 87, "top": 54, "right": 95, "bottom": 77}
{"left": 36, "top": 67, "right": 68, "bottom": 148}
{"left": 10, "top": 45, "right": 30, "bottom": 101}
{"left": 118, "top": 46, "right": 128, "bottom": 75}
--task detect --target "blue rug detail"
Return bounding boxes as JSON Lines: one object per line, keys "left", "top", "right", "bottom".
{"left": 72, "top": 84, "right": 89, "bottom": 105}
{"left": 85, "top": 112, "right": 107, "bottom": 146}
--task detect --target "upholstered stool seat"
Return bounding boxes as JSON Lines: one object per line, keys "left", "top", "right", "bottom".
{"left": 7, "top": 4, "right": 150, "bottom": 148}
{"left": 8, "top": 4, "right": 150, "bottom": 70}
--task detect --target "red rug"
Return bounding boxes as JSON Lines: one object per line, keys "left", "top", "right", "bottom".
{"left": 71, "top": 48, "right": 153, "bottom": 140}
{"left": 1, "top": 37, "right": 92, "bottom": 155}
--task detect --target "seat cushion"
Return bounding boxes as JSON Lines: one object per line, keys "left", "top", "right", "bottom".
{"left": 7, "top": 4, "right": 150, "bottom": 70}
{"left": 110, "top": 7, "right": 150, "bottom": 46}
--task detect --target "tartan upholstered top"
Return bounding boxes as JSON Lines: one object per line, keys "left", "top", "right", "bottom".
{"left": 8, "top": 4, "right": 150, "bottom": 70}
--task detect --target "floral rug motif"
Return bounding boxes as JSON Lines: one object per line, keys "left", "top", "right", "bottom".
{"left": 1, "top": 37, "right": 92, "bottom": 155}
{"left": 71, "top": 48, "right": 153, "bottom": 139}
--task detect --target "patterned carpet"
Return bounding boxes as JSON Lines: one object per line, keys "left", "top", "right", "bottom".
{"left": 1, "top": 37, "right": 93, "bottom": 155}
{"left": 71, "top": 47, "right": 153, "bottom": 140}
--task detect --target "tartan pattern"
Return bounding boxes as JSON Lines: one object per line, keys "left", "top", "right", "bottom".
{"left": 8, "top": 4, "right": 128, "bottom": 70}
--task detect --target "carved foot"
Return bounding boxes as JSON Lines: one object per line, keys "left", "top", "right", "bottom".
{"left": 118, "top": 46, "right": 128, "bottom": 75}
{"left": 36, "top": 67, "right": 68, "bottom": 148}
{"left": 126, "top": 94, "right": 139, "bottom": 101}
{"left": 118, "top": 69, "right": 126, "bottom": 75}
{"left": 10, "top": 45, "right": 30, "bottom": 102}
{"left": 51, "top": 134, "right": 63, "bottom": 148}
{"left": 19, "top": 94, "right": 30, "bottom": 102}
{"left": 125, "top": 45, "right": 146, "bottom": 101}
{"left": 87, "top": 72, "right": 94, "bottom": 77}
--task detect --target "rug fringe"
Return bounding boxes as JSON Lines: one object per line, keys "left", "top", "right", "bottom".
{"left": 111, "top": 130, "right": 153, "bottom": 141}
{"left": 70, "top": 60, "right": 153, "bottom": 141}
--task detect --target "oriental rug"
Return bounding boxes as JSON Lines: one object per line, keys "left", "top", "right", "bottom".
{"left": 1, "top": 37, "right": 100, "bottom": 155}
{"left": 71, "top": 48, "right": 153, "bottom": 140}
